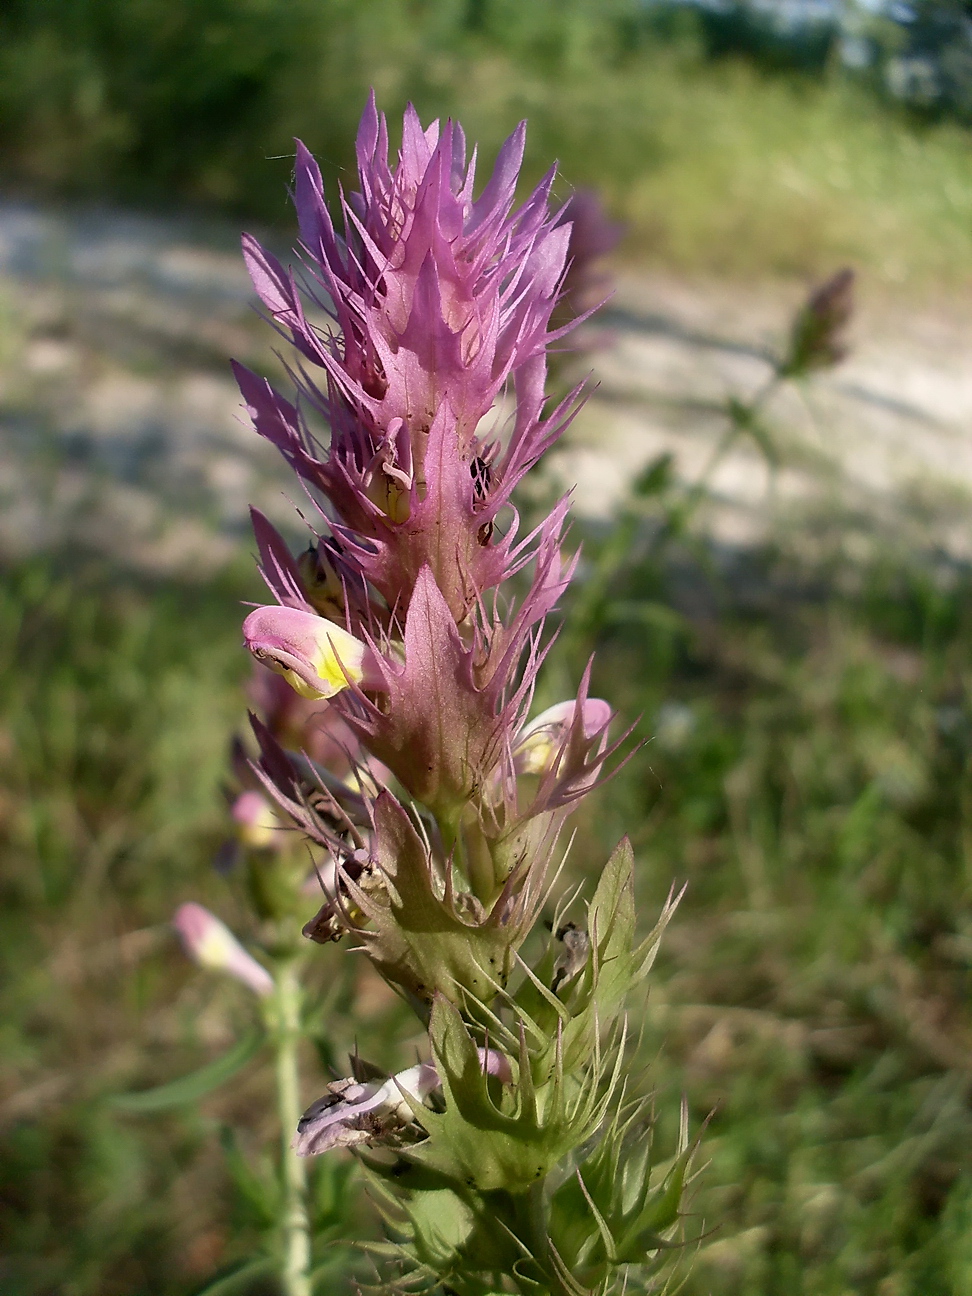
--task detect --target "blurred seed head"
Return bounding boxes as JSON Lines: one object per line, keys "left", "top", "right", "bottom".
{"left": 780, "top": 267, "right": 855, "bottom": 378}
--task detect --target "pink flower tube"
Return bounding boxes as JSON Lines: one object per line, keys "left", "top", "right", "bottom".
{"left": 173, "top": 902, "right": 274, "bottom": 997}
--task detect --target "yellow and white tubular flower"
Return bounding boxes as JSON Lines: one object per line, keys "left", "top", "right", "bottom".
{"left": 172, "top": 902, "right": 274, "bottom": 997}
{"left": 231, "top": 789, "right": 288, "bottom": 850}
{"left": 242, "top": 604, "right": 385, "bottom": 701}
{"left": 513, "top": 698, "right": 611, "bottom": 777}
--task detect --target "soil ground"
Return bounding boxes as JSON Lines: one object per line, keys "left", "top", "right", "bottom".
{"left": 3, "top": 200, "right": 972, "bottom": 569}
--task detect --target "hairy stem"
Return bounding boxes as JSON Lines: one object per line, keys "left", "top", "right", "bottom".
{"left": 274, "top": 957, "right": 311, "bottom": 1296}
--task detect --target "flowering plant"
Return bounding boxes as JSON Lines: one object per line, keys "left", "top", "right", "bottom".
{"left": 170, "top": 95, "right": 690, "bottom": 1296}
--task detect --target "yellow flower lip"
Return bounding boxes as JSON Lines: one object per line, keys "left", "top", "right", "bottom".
{"left": 243, "top": 605, "right": 384, "bottom": 701}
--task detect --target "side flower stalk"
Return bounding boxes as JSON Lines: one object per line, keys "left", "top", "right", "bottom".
{"left": 174, "top": 95, "right": 690, "bottom": 1296}
{"left": 170, "top": 664, "right": 359, "bottom": 1291}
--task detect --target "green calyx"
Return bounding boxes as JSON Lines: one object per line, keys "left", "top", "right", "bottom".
{"left": 348, "top": 791, "right": 536, "bottom": 1011}
{"left": 352, "top": 839, "right": 691, "bottom": 1295}
{"left": 547, "top": 1103, "right": 694, "bottom": 1280}
{"left": 404, "top": 995, "right": 605, "bottom": 1194}
{"left": 515, "top": 838, "right": 681, "bottom": 1078}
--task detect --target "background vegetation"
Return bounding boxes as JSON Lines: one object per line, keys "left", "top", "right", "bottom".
{"left": 4, "top": 0, "right": 972, "bottom": 286}
{"left": 8, "top": 484, "right": 972, "bottom": 1294}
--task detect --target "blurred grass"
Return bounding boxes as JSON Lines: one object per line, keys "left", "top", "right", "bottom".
{"left": 4, "top": 1, "right": 972, "bottom": 287}
{"left": 0, "top": 556, "right": 255, "bottom": 1294}
{"left": 5, "top": 497, "right": 972, "bottom": 1290}
{"left": 555, "top": 494, "right": 972, "bottom": 1295}
{"left": 0, "top": 557, "right": 390, "bottom": 1295}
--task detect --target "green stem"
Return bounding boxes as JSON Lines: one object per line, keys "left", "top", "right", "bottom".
{"left": 650, "top": 371, "right": 783, "bottom": 560}
{"left": 530, "top": 1181, "right": 573, "bottom": 1296}
{"left": 274, "top": 957, "right": 312, "bottom": 1296}
{"left": 487, "top": 1184, "right": 572, "bottom": 1296}
{"left": 441, "top": 812, "right": 496, "bottom": 907}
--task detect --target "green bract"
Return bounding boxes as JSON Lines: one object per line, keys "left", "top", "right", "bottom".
{"left": 346, "top": 791, "right": 547, "bottom": 1011}
{"left": 354, "top": 841, "right": 691, "bottom": 1295}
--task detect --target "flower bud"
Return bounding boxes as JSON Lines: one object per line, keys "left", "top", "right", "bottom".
{"left": 243, "top": 605, "right": 385, "bottom": 701}
{"left": 513, "top": 698, "right": 612, "bottom": 777}
{"left": 231, "top": 789, "right": 288, "bottom": 850}
{"left": 172, "top": 902, "right": 274, "bottom": 997}
{"left": 364, "top": 462, "right": 411, "bottom": 524}
{"left": 780, "top": 266, "right": 854, "bottom": 378}
{"left": 296, "top": 541, "right": 345, "bottom": 619}
{"left": 363, "top": 421, "right": 412, "bottom": 523}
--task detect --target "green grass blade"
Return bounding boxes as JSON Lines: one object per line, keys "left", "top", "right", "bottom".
{"left": 109, "top": 1028, "right": 265, "bottom": 1113}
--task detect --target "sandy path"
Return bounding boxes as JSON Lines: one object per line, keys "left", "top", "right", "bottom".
{"left": 555, "top": 272, "right": 972, "bottom": 556}
{"left": 2, "top": 201, "right": 971, "bottom": 571}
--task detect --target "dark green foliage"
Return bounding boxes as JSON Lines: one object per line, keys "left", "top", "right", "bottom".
{"left": 0, "top": 0, "right": 446, "bottom": 210}
{"left": 633, "top": 0, "right": 839, "bottom": 73}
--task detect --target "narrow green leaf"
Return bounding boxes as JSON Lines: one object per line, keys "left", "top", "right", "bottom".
{"left": 190, "top": 1257, "right": 274, "bottom": 1296}
{"left": 604, "top": 601, "right": 687, "bottom": 634}
{"left": 588, "top": 838, "right": 635, "bottom": 957}
{"left": 357, "top": 1240, "right": 410, "bottom": 1260}
{"left": 639, "top": 1152, "right": 689, "bottom": 1235}
{"left": 219, "top": 1126, "right": 280, "bottom": 1227}
{"left": 109, "top": 1028, "right": 264, "bottom": 1112}
{"left": 575, "top": 1168, "right": 618, "bottom": 1264}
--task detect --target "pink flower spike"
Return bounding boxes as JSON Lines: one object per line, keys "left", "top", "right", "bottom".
{"left": 173, "top": 902, "right": 274, "bottom": 997}
{"left": 514, "top": 698, "right": 612, "bottom": 777}
{"left": 236, "top": 101, "right": 587, "bottom": 619}
{"left": 243, "top": 605, "right": 386, "bottom": 701}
